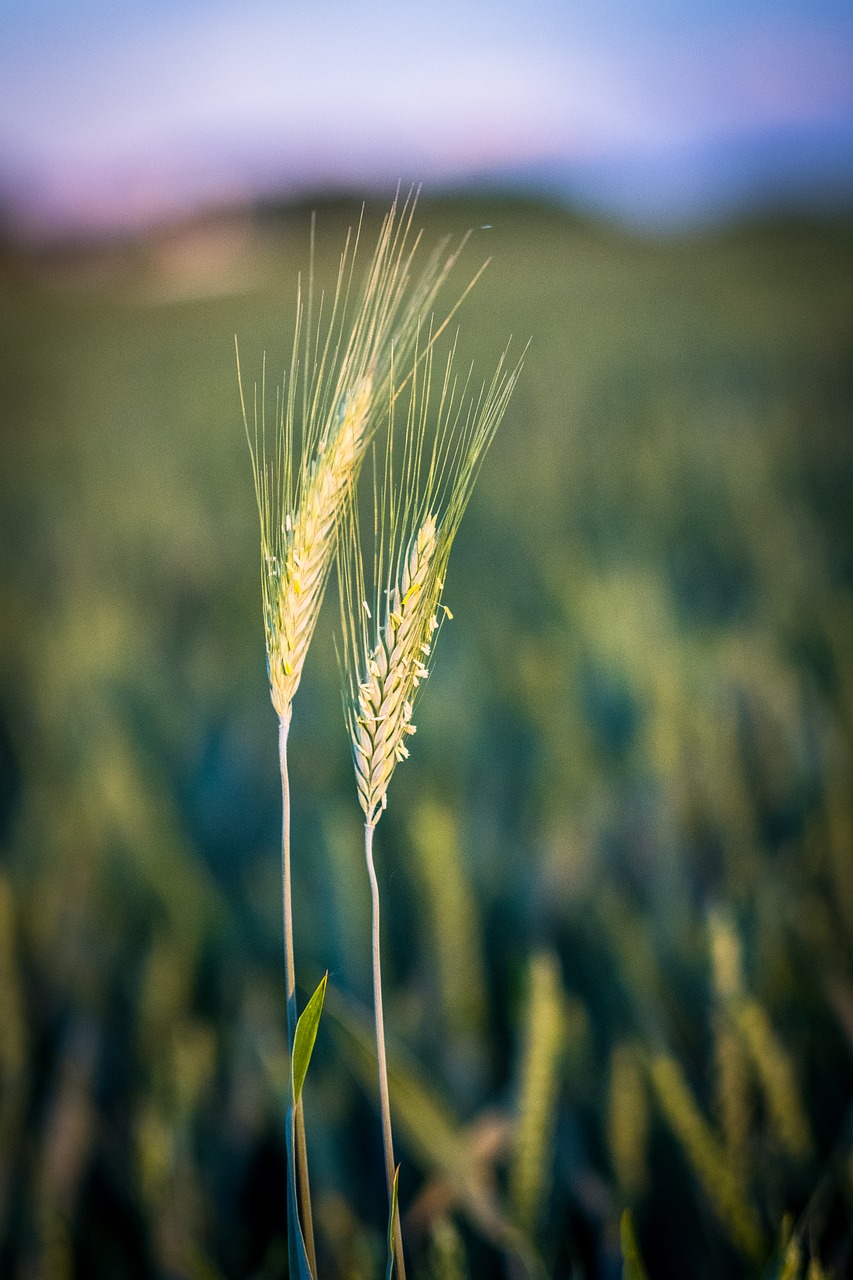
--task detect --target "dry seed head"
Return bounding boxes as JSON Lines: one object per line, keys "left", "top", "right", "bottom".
{"left": 266, "top": 379, "right": 372, "bottom": 715}
{"left": 242, "top": 191, "right": 479, "bottom": 722}
{"left": 339, "top": 329, "right": 524, "bottom": 825}
{"left": 348, "top": 515, "right": 439, "bottom": 824}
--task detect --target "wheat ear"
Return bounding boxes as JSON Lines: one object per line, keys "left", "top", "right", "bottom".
{"left": 509, "top": 952, "right": 569, "bottom": 1235}
{"left": 242, "top": 192, "right": 475, "bottom": 723}
{"left": 647, "top": 1052, "right": 764, "bottom": 1260}
{"left": 352, "top": 514, "right": 438, "bottom": 824}
{"left": 340, "top": 338, "right": 523, "bottom": 824}
{"left": 266, "top": 377, "right": 374, "bottom": 717}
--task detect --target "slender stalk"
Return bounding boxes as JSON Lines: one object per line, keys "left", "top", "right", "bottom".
{"left": 279, "top": 715, "right": 297, "bottom": 1037}
{"left": 279, "top": 715, "right": 317, "bottom": 1277}
{"left": 364, "top": 823, "right": 407, "bottom": 1280}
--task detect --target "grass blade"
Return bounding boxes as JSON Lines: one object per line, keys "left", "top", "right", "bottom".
{"left": 292, "top": 973, "right": 328, "bottom": 1106}
{"left": 285, "top": 972, "right": 327, "bottom": 1280}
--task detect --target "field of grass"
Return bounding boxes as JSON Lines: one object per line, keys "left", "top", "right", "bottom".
{"left": 1, "top": 194, "right": 853, "bottom": 1279}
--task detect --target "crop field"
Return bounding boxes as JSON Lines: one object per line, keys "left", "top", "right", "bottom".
{"left": 1, "top": 195, "right": 853, "bottom": 1278}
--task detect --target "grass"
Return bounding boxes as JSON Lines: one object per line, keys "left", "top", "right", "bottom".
{"left": 1, "top": 196, "right": 853, "bottom": 1277}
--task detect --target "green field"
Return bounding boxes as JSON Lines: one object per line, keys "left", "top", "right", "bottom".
{"left": 1, "top": 195, "right": 853, "bottom": 1278}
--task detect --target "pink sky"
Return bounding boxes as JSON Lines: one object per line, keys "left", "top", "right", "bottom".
{"left": 1, "top": 0, "right": 852, "bottom": 234}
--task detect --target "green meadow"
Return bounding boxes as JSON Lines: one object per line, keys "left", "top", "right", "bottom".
{"left": 1, "top": 195, "right": 853, "bottom": 1278}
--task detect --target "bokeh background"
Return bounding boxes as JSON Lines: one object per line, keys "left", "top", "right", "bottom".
{"left": 2, "top": 2, "right": 853, "bottom": 1278}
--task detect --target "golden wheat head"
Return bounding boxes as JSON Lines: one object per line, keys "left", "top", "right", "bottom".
{"left": 240, "top": 192, "right": 481, "bottom": 720}
{"left": 339, "top": 336, "right": 522, "bottom": 824}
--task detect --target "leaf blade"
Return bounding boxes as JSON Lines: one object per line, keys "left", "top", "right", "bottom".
{"left": 292, "top": 972, "right": 328, "bottom": 1105}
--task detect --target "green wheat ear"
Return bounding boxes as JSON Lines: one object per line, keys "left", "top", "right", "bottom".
{"left": 408, "top": 796, "right": 488, "bottom": 1043}
{"left": 708, "top": 908, "right": 812, "bottom": 1161}
{"left": 646, "top": 1051, "right": 764, "bottom": 1260}
{"left": 509, "top": 951, "right": 569, "bottom": 1236}
{"left": 338, "top": 335, "right": 523, "bottom": 823}
{"left": 608, "top": 1042, "right": 649, "bottom": 1200}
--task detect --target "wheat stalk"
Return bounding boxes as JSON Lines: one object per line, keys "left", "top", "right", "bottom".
{"left": 338, "top": 331, "right": 522, "bottom": 1280}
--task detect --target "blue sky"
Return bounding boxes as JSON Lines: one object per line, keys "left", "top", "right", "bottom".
{"left": 1, "top": 0, "right": 852, "bottom": 234}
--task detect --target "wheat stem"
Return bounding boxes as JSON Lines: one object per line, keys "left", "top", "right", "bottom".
{"left": 279, "top": 715, "right": 317, "bottom": 1277}
{"left": 365, "top": 821, "right": 406, "bottom": 1280}
{"left": 279, "top": 715, "right": 296, "bottom": 1039}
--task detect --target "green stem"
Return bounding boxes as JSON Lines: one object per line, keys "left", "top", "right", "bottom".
{"left": 279, "top": 714, "right": 317, "bottom": 1278}
{"left": 365, "top": 822, "right": 407, "bottom": 1280}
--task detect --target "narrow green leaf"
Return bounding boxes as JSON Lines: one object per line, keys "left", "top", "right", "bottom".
{"left": 286, "top": 1106, "right": 314, "bottom": 1280}
{"left": 386, "top": 1164, "right": 401, "bottom": 1280}
{"left": 620, "top": 1209, "right": 650, "bottom": 1280}
{"left": 292, "top": 972, "right": 328, "bottom": 1105}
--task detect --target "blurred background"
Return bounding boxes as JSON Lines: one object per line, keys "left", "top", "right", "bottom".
{"left": 2, "top": 2, "right": 853, "bottom": 1277}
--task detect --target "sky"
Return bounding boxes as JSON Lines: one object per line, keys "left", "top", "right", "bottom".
{"left": 1, "top": 0, "right": 852, "bottom": 235}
